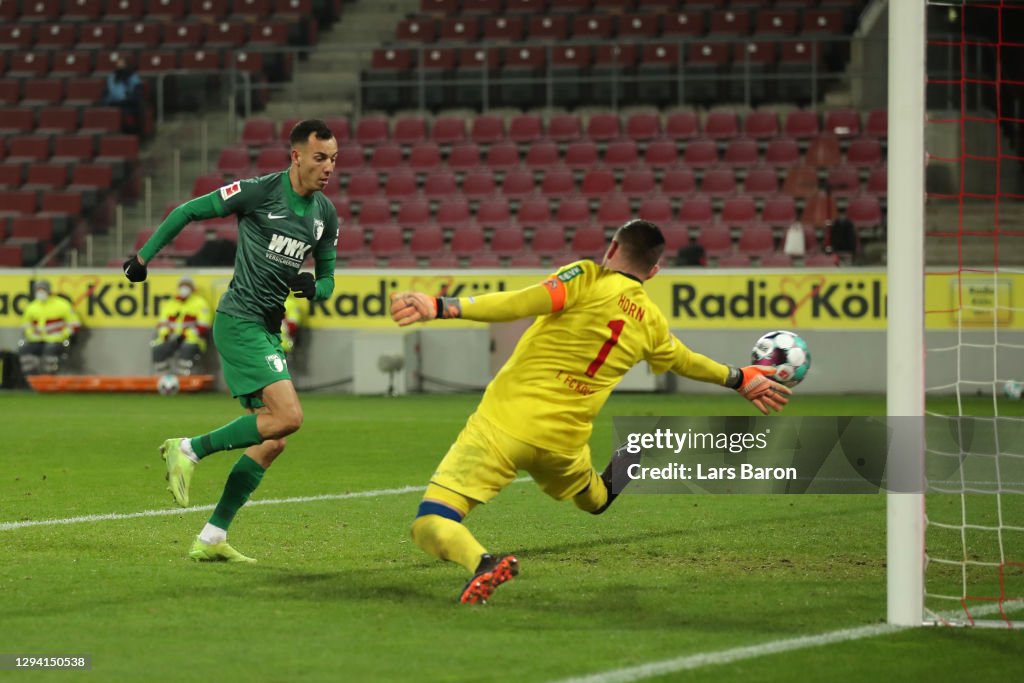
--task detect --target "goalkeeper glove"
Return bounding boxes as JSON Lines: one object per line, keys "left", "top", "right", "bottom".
{"left": 289, "top": 272, "right": 316, "bottom": 299}
{"left": 390, "top": 292, "right": 437, "bottom": 327}
{"left": 728, "top": 365, "right": 792, "bottom": 415}
{"left": 123, "top": 255, "right": 148, "bottom": 283}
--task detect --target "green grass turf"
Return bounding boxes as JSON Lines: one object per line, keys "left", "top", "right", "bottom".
{"left": 1, "top": 392, "right": 1022, "bottom": 682}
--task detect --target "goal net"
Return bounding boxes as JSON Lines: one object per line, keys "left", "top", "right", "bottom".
{"left": 912, "top": 0, "right": 1024, "bottom": 628}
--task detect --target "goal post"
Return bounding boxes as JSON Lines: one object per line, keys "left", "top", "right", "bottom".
{"left": 886, "top": 0, "right": 927, "bottom": 627}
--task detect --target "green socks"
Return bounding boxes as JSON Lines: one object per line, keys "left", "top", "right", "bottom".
{"left": 209, "top": 455, "right": 266, "bottom": 531}
{"left": 191, "top": 414, "right": 262, "bottom": 459}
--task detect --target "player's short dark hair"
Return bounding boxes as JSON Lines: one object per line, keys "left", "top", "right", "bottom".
{"left": 613, "top": 219, "right": 665, "bottom": 270}
{"left": 289, "top": 119, "right": 334, "bottom": 146}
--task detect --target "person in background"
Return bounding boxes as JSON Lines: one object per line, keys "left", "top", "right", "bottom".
{"left": 151, "top": 276, "right": 212, "bottom": 376}
{"left": 102, "top": 57, "right": 144, "bottom": 135}
{"left": 18, "top": 280, "right": 82, "bottom": 376}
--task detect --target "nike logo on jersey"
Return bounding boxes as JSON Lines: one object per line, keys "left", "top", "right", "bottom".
{"left": 268, "top": 212, "right": 287, "bottom": 220}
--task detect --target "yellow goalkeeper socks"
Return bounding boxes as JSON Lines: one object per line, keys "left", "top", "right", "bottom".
{"left": 411, "top": 515, "right": 487, "bottom": 574}
{"left": 572, "top": 469, "right": 609, "bottom": 513}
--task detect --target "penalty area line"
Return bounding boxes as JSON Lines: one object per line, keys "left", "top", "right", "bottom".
{"left": 549, "top": 623, "right": 907, "bottom": 683}
{"left": 0, "top": 478, "right": 532, "bottom": 532}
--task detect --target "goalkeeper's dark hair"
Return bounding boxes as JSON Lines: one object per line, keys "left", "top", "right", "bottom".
{"left": 613, "top": 219, "right": 665, "bottom": 271}
{"left": 289, "top": 119, "right": 334, "bottom": 146}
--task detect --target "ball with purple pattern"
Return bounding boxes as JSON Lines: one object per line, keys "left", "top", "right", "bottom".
{"left": 751, "top": 330, "right": 811, "bottom": 387}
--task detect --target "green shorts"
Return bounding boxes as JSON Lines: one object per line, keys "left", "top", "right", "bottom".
{"left": 213, "top": 312, "right": 290, "bottom": 409}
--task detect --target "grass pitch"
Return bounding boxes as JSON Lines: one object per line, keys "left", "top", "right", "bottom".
{"left": 1, "top": 391, "right": 1022, "bottom": 682}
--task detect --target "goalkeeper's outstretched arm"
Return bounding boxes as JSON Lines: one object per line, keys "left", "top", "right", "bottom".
{"left": 390, "top": 284, "right": 559, "bottom": 326}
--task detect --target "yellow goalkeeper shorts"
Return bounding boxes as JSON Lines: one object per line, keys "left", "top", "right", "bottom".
{"left": 431, "top": 411, "right": 595, "bottom": 504}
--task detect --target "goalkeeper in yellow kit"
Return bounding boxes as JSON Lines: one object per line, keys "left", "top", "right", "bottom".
{"left": 390, "top": 219, "right": 791, "bottom": 604}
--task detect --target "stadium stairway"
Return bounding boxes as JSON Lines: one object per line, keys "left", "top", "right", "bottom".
{"left": 89, "top": 0, "right": 417, "bottom": 267}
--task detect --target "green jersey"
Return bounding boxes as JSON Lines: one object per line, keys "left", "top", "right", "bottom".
{"left": 139, "top": 171, "right": 338, "bottom": 326}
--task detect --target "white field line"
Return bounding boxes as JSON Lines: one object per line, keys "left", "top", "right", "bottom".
{"left": 549, "top": 624, "right": 905, "bottom": 683}
{"left": 0, "top": 478, "right": 533, "bottom": 532}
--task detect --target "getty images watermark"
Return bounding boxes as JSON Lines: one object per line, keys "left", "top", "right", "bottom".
{"left": 609, "top": 416, "right": 1024, "bottom": 495}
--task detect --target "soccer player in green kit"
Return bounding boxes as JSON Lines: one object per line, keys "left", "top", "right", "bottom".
{"left": 123, "top": 119, "right": 339, "bottom": 562}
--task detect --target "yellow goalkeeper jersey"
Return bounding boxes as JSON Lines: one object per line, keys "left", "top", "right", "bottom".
{"left": 470, "top": 260, "right": 730, "bottom": 452}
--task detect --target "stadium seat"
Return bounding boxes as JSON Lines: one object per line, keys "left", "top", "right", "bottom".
{"left": 449, "top": 143, "right": 482, "bottom": 170}
{"left": 422, "top": 170, "right": 458, "bottom": 198}
{"left": 743, "top": 111, "right": 780, "bottom": 140}
{"left": 867, "top": 166, "right": 887, "bottom": 196}
{"left": 572, "top": 14, "right": 613, "bottom": 41}
{"left": 396, "top": 199, "right": 431, "bottom": 229}
{"left": 217, "top": 147, "right": 251, "bottom": 176}
{"left": 761, "top": 195, "right": 797, "bottom": 228}
{"left": 408, "top": 142, "right": 442, "bottom": 170}
{"left": 737, "top": 225, "right": 775, "bottom": 257}
{"left": 436, "top": 197, "right": 472, "bottom": 228}
{"left": 21, "top": 80, "right": 64, "bottom": 107}
{"left": 621, "top": 169, "right": 656, "bottom": 199}
{"left": 427, "top": 253, "right": 459, "bottom": 268}
{"left": 697, "top": 224, "right": 732, "bottom": 258}
{"left": 744, "top": 166, "right": 779, "bottom": 198}
{"left": 468, "top": 252, "right": 501, "bottom": 267}
{"left": 476, "top": 197, "right": 512, "bottom": 229}
{"left": 555, "top": 197, "right": 590, "bottom": 226}
{"left": 826, "top": 165, "right": 861, "bottom": 198}
{"left": 824, "top": 109, "right": 862, "bottom": 138}
{"left": 638, "top": 196, "right": 672, "bottom": 223}
{"left": 661, "top": 222, "right": 691, "bottom": 253}
{"left": 255, "top": 147, "right": 289, "bottom": 174}
{"left": 525, "top": 142, "right": 560, "bottom": 171}
{"left": 530, "top": 224, "right": 568, "bottom": 257}
{"left": 846, "top": 139, "right": 883, "bottom": 168}
{"left": 663, "top": 10, "right": 705, "bottom": 39}
{"left": 79, "top": 108, "right": 122, "bottom": 134}
{"left": 490, "top": 227, "right": 526, "bottom": 256}
{"left": 604, "top": 140, "right": 638, "bottom": 170}
{"left": 717, "top": 253, "right": 751, "bottom": 267}
{"left": 336, "top": 144, "right": 365, "bottom": 174}
{"left": 580, "top": 169, "right": 616, "bottom": 198}
{"left": 517, "top": 196, "right": 552, "bottom": 225}
{"left": 565, "top": 141, "right": 599, "bottom": 170}
{"left": 701, "top": 168, "right": 737, "bottom": 197}
{"left": 805, "top": 136, "right": 842, "bottom": 168}
{"left": 369, "top": 225, "right": 404, "bottom": 256}
{"left": 462, "top": 169, "right": 496, "bottom": 198}
{"left": 721, "top": 196, "right": 756, "bottom": 226}
{"left": 346, "top": 170, "right": 381, "bottom": 199}
{"left": 846, "top": 194, "right": 883, "bottom": 230}
{"left": 384, "top": 170, "right": 417, "bottom": 199}
{"left": 432, "top": 117, "right": 467, "bottom": 145}
{"left": 500, "top": 169, "right": 536, "bottom": 198}
{"left": 0, "top": 110, "right": 36, "bottom": 136}
{"left": 370, "top": 144, "right": 404, "bottom": 170}
{"left": 547, "top": 114, "right": 582, "bottom": 143}
{"left": 722, "top": 139, "right": 759, "bottom": 168}
{"left": 409, "top": 225, "right": 444, "bottom": 256}
{"left": 336, "top": 228, "right": 366, "bottom": 257}
{"left": 0, "top": 164, "right": 23, "bottom": 189}
{"left": 356, "top": 116, "right": 390, "bottom": 146}
{"left": 450, "top": 225, "right": 486, "bottom": 257}
{"left": 644, "top": 140, "right": 679, "bottom": 169}
{"left": 393, "top": 116, "right": 427, "bottom": 145}
{"left": 764, "top": 138, "right": 801, "bottom": 168}
{"left": 7, "top": 136, "right": 51, "bottom": 162}
{"left": 637, "top": 43, "right": 681, "bottom": 106}
{"left": 23, "top": 163, "right": 70, "bottom": 191}
{"left": 483, "top": 142, "right": 519, "bottom": 171}
{"left": 470, "top": 115, "right": 505, "bottom": 145}
{"left": 540, "top": 169, "right": 575, "bottom": 197}
{"left": 509, "top": 252, "right": 542, "bottom": 268}
{"left": 508, "top": 114, "right": 543, "bottom": 145}
{"left": 396, "top": 17, "right": 437, "bottom": 43}
{"left": 801, "top": 191, "right": 838, "bottom": 228}
{"left": 665, "top": 111, "right": 699, "bottom": 141}
{"left": 760, "top": 252, "right": 794, "bottom": 267}
{"left": 571, "top": 226, "right": 607, "bottom": 260}
{"left": 527, "top": 14, "right": 568, "bottom": 41}
{"left": 704, "top": 111, "right": 739, "bottom": 140}
{"left": 784, "top": 110, "right": 821, "bottom": 140}
{"left": 683, "top": 43, "right": 728, "bottom": 105}
{"left": 678, "top": 195, "right": 714, "bottom": 227}
{"left": 865, "top": 110, "right": 888, "bottom": 139}
{"left": 36, "top": 108, "right": 79, "bottom": 135}
{"left": 624, "top": 112, "right": 661, "bottom": 142}
{"left": 683, "top": 139, "right": 719, "bottom": 168}
{"left": 586, "top": 113, "right": 621, "bottom": 142}
{"left": 756, "top": 9, "right": 798, "bottom": 35}
{"left": 590, "top": 44, "right": 636, "bottom": 107}
{"left": 805, "top": 252, "right": 840, "bottom": 267}
{"left": 661, "top": 167, "right": 697, "bottom": 198}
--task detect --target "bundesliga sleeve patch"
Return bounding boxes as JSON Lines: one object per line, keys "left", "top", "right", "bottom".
{"left": 557, "top": 264, "right": 584, "bottom": 283}
{"left": 219, "top": 181, "right": 241, "bottom": 200}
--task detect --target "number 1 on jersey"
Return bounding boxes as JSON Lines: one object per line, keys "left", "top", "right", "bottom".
{"left": 586, "top": 320, "right": 626, "bottom": 377}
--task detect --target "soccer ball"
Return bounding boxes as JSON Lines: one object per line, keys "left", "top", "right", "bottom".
{"left": 1005, "top": 381, "right": 1023, "bottom": 401}
{"left": 157, "top": 374, "right": 180, "bottom": 396}
{"left": 751, "top": 330, "right": 811, "bottom": 387}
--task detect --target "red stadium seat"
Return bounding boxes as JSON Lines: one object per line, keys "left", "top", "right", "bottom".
{"left": 21, "top": 80, "right": 64, "bottom": 107}
{"left": 743, "top": 111, "right": 779, "bottom": 140}
{"left": 604, "top": 140, "right": 638, "bottom": 170}
{"left": 358, "top": 199, "right": 391, "bottom": 226}
{"left": 586, "top": 113, "right": 621, "bottom": 142}
{"left": 217, "top": 147, "right": 251, "bottom": 176}
{"left": 500, "top": 169, "right": 535, "bottom": 198}
{"left": 547, "top": 114, "right": 582, "bottom": 143}
{"left": 531, "top": 224, "right": 568, "bottom": 257}
{"left": 824, "top": 109, "right": 862, "bottom": 138}
{"left": 826, "top": 165, "right": 861, "bottom": 198}
{"left": 665, "top": 112, "right": 700, "bottom": 143}
{"left": 704, "top": 111, "right": 739, "bottom": 140}
{"left": 644, "top": 140, "right": 678, "bottom": 169}
{"left": 436, "top": 197, "right": 472, "bottom": 228}
{"left": 483, "top": 142, "right": 519, "bottom": 171}
{"left": 449, "top": 143, "right": 482, "bottom": 170}
{"left": 7, "top": 136, "right": 52, "bottom": 162}
{"left": 867, "top": 166, "right": 887, "bottom": 196}
{"left": 470, "top": 115, "right": 505, "bottom": 145}
{"left": 408, "top": 142, "right": 442, "bottom": 170}
{"left": 524, "top": 141, "right": 560, "bottom": 171}
{"left": 369, "top": 226, "right": 404, "bottom": 256}
{"left": 571, "top": 226, "right": 606, "bottom": 260}
{"left": 760, "top": 252, "right": 794, "bottom": 267}
{"left": 396, "top": 17, "right": 436, "bottom": 43}
{"left": 682, "top": 139, "right": 718, "bottom": 168}
{"left": 721, "top": 196, "right": 756, "bottom": 226}
{"left": 701, "top": 168, "right": 737, "bottom": 197}
{"left": 483, "top": 15, "right": 524, "bottom": 41}
{"left": 756, "top": 9, "right": 798, "bottom": 35}
{"left": 431, "top": 117, "right": 467, "bottom": 145}
{"left": 846, "top": 139, "right": 883, "bottom": 168}
{"left": 846, "top": 194, "right": 883, "bottom": 230}
{"left": 527, "top": 15, "right": 568, "bottom": 41}
{"left": 440, "top": 17, "right": 480, "bottom": 42}
{"left": 477, "top": 197, "right": 511, "bottom": 229}
{"left": 565, "top": 142, "right": 599, "bottom": 171}
{"left": 23, "top": 163, "right": 70, "bottom": 191}
{"left": 805, "top": 135, "right": 842, "bottom": 168}
{"left": 801, "top": 191, "right": 838, "bottom": 228}
{"left": 737, "top": 225, "right": 775, "bottom": 257}
{"left": 556, "top": 197, "right": 590, "bottom": 226}
{"left": 336, "top": 228, "right": 365, "bottom": 257}
{"left": 722, "top": 139, "right": 759, "bottom": 168}
{"left": 621, "top": 168, "right": 656, "bottom": 199}
{"left": 697, "top": 224, "right": 732, "bottom": 258}
{"left": 205, "top": 21, "right": 249, "bottom": 48}
{"left": 396, "top": 199, "right": 431, "bottom": 229}
{"left": 540, "top": 169, "right": 575, "bottom": 197}
{"left": 572, "top": 14, "right": 613, "bottom": 40}
{"left": 661, "top": 167, "right": 697, "bottom": 198}
{"left": 121, "top": 22, "right": 161, "bottom": 48}
{"left": 394, "top": 116, "right": 427, "bottom": 145}
{"left": 508, "top": 115, "right": 543, "bottom": 145}
{"left": 709, "top": 8, "right": 751, "bottom": 36}
{"left": 764, "top": 138, "right": 801, "bottom": 168}
{"left": 36, "top": 108, "right": 79, "bottom": 135}
{"left": 678, "top": 195, "right": 714, "bottom": 227}
{"left": 50, "top": 136, "right": 96, "bottom": 164}
{"left": 638, "top": 196, "right": 672, "bottom": 223}
{"left": 450, "top": 225, "right": 486, "bottom": 256}
{"left": 356, "top": 117, "right": 390, "bottom": 146}
{"left": 335, "top": 144, "right": 365, "bottom": 173}
{"left": 8, "top": 53, "right": 50, "bottom": 78}
{"left": 163, "top": 22, "right": 204, "bottom": 48}
{"left": 597, "top": 195, "right": 631, "bottom": 227}
{"left": 761, "top": 195, "right": 797, "bottom": 227}
{"left": 490, "top": 228, "right": 526, "bottom": 256}
{"left": 422, "top": 170, "right": 457, "bottom": 198}
{"left": 744, "top": 166, "right": 779, "bottom": 198}
{"left": 241, "top": 118, "right": 276, "bottom": 148}
{"left": 370, "top": 143, "right": 404, "bottom": 170}
{"left": 462, "top": 169, "right": 496, "bottom": 198}
{"left": 784, "top": 111, "right": 821, "bottom": 139}
{"left": 517, "top": 197, "right": 551, "bottom": 225}
{"left": 346, "top": 170, "right": 381, "bottom": 199}
{"left": 409, "top": 225, "right": 444, "bottom": 256}
{"left": 865, "top": 110, "right": 888, "bottom": 139}
{"left": 384, "top": 170, "right": 417, "bottom": 199}
{"left": 624, "top": 112, "right": 660, "bottom": 142}
{"left": 717, "top": 253, "right": 751, "bottom": 267}
{"left": 509, "top": 252, "right": 543, "bottom": 268}
{"left": 468, "top": 252, "right": 501, "bottom": 268}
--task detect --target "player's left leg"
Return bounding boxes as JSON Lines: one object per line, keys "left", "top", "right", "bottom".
{"left": 189, "top": 408, "right": 284, "bottom": 563}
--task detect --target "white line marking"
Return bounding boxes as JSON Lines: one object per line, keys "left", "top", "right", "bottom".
{"left": 0, "top": 484, "right": 427, "bottom": 531}
{"left": 549, "top": 624, "right": 905, "bottom": 683}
